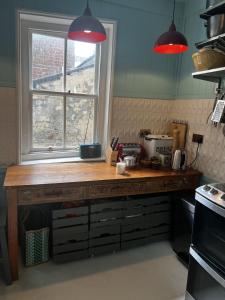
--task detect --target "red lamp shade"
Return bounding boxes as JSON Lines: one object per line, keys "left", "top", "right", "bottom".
{"left": 68, "top": 4, "right": 106, "bottom": 43}
{"left": 153, "top": 22, "right": 188, "bottom": 54}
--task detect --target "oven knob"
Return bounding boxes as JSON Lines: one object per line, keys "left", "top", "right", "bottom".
{"left": 203, "top": 185, "right": 211, "bottom": 191}
{"left": 210, "top": 188, "right": 218, "bottom": 195}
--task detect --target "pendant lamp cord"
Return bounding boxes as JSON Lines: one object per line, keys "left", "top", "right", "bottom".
{"left": 172, "top": 0, "right": 175, "bottom": 21}
{"left": 87, "top": 0, "right": 89, "bottom": 8}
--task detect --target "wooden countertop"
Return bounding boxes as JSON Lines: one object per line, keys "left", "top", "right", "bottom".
{"left": 4, "top": 162, "right": 201, "bottom": 188}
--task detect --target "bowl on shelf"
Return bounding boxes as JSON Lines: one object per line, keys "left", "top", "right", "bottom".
{"left": 192, "top": 48, "right": 225, "bottom": 71}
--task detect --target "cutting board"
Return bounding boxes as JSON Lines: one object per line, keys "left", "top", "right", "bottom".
{"left": 169, "top": 122, "right": 187, "bottom": 151}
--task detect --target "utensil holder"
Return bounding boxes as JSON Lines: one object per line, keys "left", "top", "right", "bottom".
{"left": 106, "top": 148, "right": 118, "bottom": 166}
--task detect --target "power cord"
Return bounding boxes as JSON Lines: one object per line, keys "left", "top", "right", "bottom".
{"left": 187, "top": 143, "right": 200, "bottom": 168}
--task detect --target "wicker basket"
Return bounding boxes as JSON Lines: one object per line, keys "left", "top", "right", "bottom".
{"left": 192, "top": 48, "right": 225, "bottom": 71}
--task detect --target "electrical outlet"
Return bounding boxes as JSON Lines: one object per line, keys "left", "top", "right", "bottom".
{"left": 192, "top": 134, "right": 204, "bottom": 144}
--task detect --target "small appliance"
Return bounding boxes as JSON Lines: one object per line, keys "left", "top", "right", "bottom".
{"left": 80, "top": 143, "right": 101, "bottom": 159}
{"left": 117, "top": 143, "right": 143, "bottom": 164}
{"left": 144, "top": 135, "right": 173, "bottom": 159}
{"left": 172, "top": 149, "right": 187, "bottom": 170}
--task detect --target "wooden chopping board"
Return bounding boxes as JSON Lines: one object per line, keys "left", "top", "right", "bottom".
{"left": 169, "top": 122, "right": 187, "bottom": 150}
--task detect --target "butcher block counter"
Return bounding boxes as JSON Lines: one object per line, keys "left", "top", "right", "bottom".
{"left": 4, "top": 162, "right": 201, "bottom": 281}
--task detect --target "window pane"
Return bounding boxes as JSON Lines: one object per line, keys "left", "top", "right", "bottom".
{"left": 66, "top": 41, "right": 97, "bottom": 95}
{"left": 66, "top": 97, "right": 95, "bottom": 149}
{"left": 32, "top": 33, "right": 65, "bottom": 92}
{"left": 32, "top": 94, "right": 64, "bottom": 149}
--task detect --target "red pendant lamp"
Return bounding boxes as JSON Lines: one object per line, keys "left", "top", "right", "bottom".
{"left": 68, "top": 0, "right": 107, "bottom": 43}
{"left": 153, "top": 0, "right": 188, "bottom": 54}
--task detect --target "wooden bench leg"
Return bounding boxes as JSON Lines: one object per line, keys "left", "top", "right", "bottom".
{"left": 0, "top": 228, "right": 12, "bottom": 285}
{"left": 7, "top": 189, "right": 18, "bottom": 281}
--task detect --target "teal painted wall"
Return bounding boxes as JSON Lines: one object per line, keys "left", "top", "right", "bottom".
{"left": 176, "top": 0, "right": 215, "bottom": 99}
{"left": 1, "top": 0, "right": 184, "bottom": 99}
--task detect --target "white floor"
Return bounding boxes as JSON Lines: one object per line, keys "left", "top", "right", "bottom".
{"left": 0, "top": 242, "right": 187, "bottom": 300}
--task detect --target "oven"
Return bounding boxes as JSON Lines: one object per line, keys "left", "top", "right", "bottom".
{"left": 186, "top": 248, "right": 225, "bottom": 300}
{"left": 185, "top": 183, "right": 225, "bottom": 300}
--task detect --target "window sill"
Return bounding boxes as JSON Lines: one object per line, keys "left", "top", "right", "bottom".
{"left": 20, "top": 156, "right": 106, "bottom": 165}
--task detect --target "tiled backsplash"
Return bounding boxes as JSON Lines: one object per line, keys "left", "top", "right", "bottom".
{"left": 170, "top": 100, "right": 225, "bottom": 182}
{"left": 112, "top": 97, "right": 225, "bottom": 182}
{"left": 111, "top": 97, "right": 172, "bottom": 142}
{"left": 1, "top": 87, "right": 224, "bottom": 182}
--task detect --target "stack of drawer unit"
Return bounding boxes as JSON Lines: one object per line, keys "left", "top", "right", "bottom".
{"left": 149, "top": 196, "right": 171, "bottom": 242}
{"left": 121, "top": 195, "right": 171, "bottom": 249}
{"left": 121, "top": 196, "right": 152, "bottom": 249}
{"left": 52, "top": 205, "right": 89, "bottom": 263}
{"left": 89, "top": 199, "right": 124, "bottom": 256}
{"left": 50, "top": 195, "right": 172, "bottom": 263}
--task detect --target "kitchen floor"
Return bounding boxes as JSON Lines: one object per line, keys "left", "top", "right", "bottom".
{"left": 0, "top": 241, "right": 187, "bottom": 300}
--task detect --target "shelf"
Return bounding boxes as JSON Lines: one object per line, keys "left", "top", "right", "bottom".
{"left": 195, "top": 33, "right": 225, "bottom": 49}
{"left": 200, "top": 0, "right": 225, "bottom": 20}
{"left": 192, "top": 67, "right": 225, "bottom": 83}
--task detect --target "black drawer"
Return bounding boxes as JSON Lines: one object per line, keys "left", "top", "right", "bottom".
{"left": 90, "top": 225, "right": 120, "bottom": 238}
{"left": 151, "top": 224, "right": 171, "bottom": 235}
{"left": 52, "top": 206, "right": 88, "bottom": 228}
{"left": 150, "top": 196, "right": 171, "bottom": 213}
{"left": 121, "top": 229, "right": 149, "bottom": 241}
{"left": 90, "top": 210, "right": 123, "bottom": 223}
{"left": 53, "top": 240, "right": 89, "bottom": 255}
{"left": 122, "top": 214, "right": 150, "bottom": 226}
{"left": 150, "top": 212, "right": 171, "bottom": 227}
{"left": 53, "top": 249, "right": 89, "bottom": 263}
{"left": 52, "top": 226, "right": 89, "bottom": 245}
{"left": 90, "top": 200, "right": 124, "bottom": 225}
{"left": 121, "top": 221, "right": 149, "bottom": 233}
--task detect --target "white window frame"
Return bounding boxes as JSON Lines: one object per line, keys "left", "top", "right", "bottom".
{"left": 17, "top": 10, "right": 116, "bottom": 163}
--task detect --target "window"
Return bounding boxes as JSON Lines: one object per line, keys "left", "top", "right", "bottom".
{"left": 18, "top": 11, "right": 116, "bottom": 162}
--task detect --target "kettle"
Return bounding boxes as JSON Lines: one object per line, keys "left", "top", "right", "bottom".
{"left": 172, "top": 150, "right": 187, "bottom": 171}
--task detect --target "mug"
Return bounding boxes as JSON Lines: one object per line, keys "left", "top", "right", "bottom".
{"left": 116, "top": 162, "right": 126, "bottom": 175}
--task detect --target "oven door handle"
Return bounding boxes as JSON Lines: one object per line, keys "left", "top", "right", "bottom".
{"left": 190, "top": 247, "right": 225, "bottom": 288}
{"left": 196, "top": 193, "right": 225, "bottom": 219}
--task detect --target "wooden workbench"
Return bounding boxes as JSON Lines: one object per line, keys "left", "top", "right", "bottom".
{"left": 4, "top": 162, "right": 201, "bottom": 281}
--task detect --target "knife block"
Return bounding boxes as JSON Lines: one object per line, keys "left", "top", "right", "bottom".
{"left": 106, "top": 148, "right": 119, "bottom": 166}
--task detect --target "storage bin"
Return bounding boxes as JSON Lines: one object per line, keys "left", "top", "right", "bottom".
{"left": 89, "top": 199, "right": 123, "bottom": 255}
{"left": 192, "top": 48, "right": 225, "bottom": 71}
{"left": 52, "top": 205, "right": 89, "bottom": 263}
{"left": 20, "top": 207, "right": 50, "bottom": 266}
